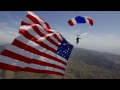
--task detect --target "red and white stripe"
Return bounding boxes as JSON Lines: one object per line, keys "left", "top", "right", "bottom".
{"left": 21, "top": 11, "right": 51, "bottom": 30}
{"left": 84, "top": 16, "right": 93, "bottom": 26}
{"left": 68, "top": 18, "right": 77, "bottom": 26}
{"left": 0, "top": 11, "right": 68, "bottom": 76}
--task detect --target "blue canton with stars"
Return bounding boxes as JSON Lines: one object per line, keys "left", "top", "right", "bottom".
{"left": 56, "top": 39, "right": 74, "bottom": 60}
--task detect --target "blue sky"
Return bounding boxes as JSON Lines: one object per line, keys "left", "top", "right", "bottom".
{"left": 0, "top": 11, "right": 120, "bottom": 55}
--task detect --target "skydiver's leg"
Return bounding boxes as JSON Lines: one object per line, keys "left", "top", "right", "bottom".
{"left": 77, "top": 40, "right": 79, "bottom": 44}
{"left": 76, "top": 41, "right": 78, "bottom": 44}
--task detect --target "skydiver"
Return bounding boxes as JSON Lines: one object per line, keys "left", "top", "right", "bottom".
{"left": 76, "top": 36, "right": 81, "bottom": 44}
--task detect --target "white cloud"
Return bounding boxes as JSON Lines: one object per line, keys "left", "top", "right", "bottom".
{"left": 0, "top": 22, "right": 18, "bottom": 44}
{"left": 73, "top": 33, "right": 120, "bottom": 55}
{"left": 80, "top": 32, "right": 89, "bottom": 37}
{"left": 0, "top": 31, "right": 17, "bottom": 44}
{"left": 81, "top": 34, "right": 120, "bottom": 48}
{"left": 0, "top": 29, "right": 18, "bottom": 42}
{"left": 0, "top": 12, "right": 20, "bottom": 44}
{"left": 4, "top": 12, "right": 20, "bottom": 27}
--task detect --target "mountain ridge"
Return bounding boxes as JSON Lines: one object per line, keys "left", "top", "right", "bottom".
{"left": 0, "top": 44, "right": 120, "bottom": 79}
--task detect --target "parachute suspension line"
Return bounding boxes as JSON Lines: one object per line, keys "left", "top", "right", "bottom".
{"left": 75, "top": 11, "right": 78, "bottom": 15}
{"left": 77, "top": 35, "right": 80, "bottom": 37}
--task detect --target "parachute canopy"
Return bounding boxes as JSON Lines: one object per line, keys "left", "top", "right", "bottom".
{"left": 68, "top": 16, "right": 93, "bottom": 26}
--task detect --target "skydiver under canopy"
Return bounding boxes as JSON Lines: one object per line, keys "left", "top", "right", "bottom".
{"left": 76, "top": 35, "right": 81, "bottom": 44}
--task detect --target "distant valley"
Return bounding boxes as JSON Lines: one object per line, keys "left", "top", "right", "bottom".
{"left": 0, "top": 44, "right": 120, "bottom": 79}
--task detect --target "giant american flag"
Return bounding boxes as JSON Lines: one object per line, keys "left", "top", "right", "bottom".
{"left": 0, "top": 11, "right": 74, "bottom": 76}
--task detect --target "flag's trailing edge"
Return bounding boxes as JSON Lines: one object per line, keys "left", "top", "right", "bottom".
{"left": 0, "top": 11, "right": 74, "bottom": 76}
